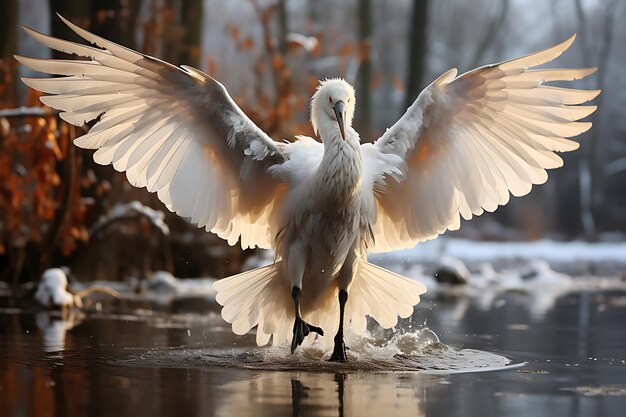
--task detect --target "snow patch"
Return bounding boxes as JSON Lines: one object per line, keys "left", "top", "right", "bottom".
{"left": 90, "top": 201, "right": 170, "bottom": 236}
{"left": 433, "top": 256, "right": 470, "bottom": 285}
{"left": 137, "top": 271, "right": 218, "bottom": 301}
{"left": 35, "top": 268, "right": 75, "bottom": 307}
{"left": 373, "top": 238, "right": 626, "bottom": 265}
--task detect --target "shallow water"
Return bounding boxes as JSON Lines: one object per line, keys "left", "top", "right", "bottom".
{"left": 1, "top": 289, "right": 626, "bottom": 417}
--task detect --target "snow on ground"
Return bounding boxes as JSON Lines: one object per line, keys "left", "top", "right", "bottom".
{"left": 140, "top": 271, "right": 217, "bottom": 299}
{"left": 239, "top": 239, "right": 626, "bottom": 318}
{"left": 244, "top": 238, "right": 626, "bottom": 274}
{"left": 17, "top": 239, "right": 625, "bottom": 354}
{"left": 69, "top": 271, "right": 217, "bottom": 308}
{"left": 35, "top": 268, "right": 75, "bottom": 308}
{"left": 433, "top": 255, "right": 470, "bottom": 284}
{"left": 26, "top": 239, "right": 626, "bottom": 324}
{"left": 89, "top": 201, "right": 170, "bottom": 236}
{"left": 371, "top": 238, "right": 626, "bottom": 266}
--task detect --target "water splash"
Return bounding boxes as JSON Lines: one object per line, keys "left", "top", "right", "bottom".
{"left": 123, "top": 327, "right": 522, "bottom": 374}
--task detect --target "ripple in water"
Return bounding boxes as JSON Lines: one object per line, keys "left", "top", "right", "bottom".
{"left": 123, "top": 328, "right": 523, "bottom": 374}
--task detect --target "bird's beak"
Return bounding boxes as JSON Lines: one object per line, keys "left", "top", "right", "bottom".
{"left": 333, "top": 100, "right": 347, "bottom": 140}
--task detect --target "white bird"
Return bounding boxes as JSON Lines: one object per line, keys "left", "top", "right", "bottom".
{"left": 18, "top": 15, "right": 598, "bottom": 361}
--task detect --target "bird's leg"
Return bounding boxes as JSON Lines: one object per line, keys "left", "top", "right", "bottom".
{"left": 291, "top": 286, "right": 324, "bottom": 353}
{"left": 329, "top": 289, "right": 348, "bottom": 362}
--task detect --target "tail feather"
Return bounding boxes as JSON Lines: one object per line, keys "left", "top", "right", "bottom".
{"left": 346, "top": 261, "right": 427, "bottom": 333}
{"left": 213, "top": 260, "right": 427, "bottom": 348}
{"left": 214, "top": 262, "right": 293, "bottom": 343}
{"left": 226, "top": 274, "right": 273, "bottom": 328}
{"left": 220, "top": 274, "right": 270, "bottom": 330}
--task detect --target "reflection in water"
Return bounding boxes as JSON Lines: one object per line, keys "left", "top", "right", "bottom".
{"left": 2, "top": 288, "right": 626, "bottom": 417}
{"left": 35, "top": 311, "right": 82, "bottom": 353}
{"left": 216, "top": 371, "right": 427, "bottom": 417}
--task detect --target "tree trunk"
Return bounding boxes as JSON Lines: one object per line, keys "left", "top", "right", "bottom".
{"left": 180, "top": 0, "right": 203, "bottom": 67}
{"left": 574, "top": 0, "right": 617, "bottom": 238}
{"left": 0, "top": 0, "right": 17, "bottom": 59}
{"left": 356, "top": 0, "right": 372, "bottom": 137}
{"left": 277, "top": 0, "right": 288, "bottom": 54}
{"left": 1, "top": 0, "right": 18, "bottom": 104}
{"left": 49, "top": 0, "right": 91, "bottom": 58}
{"left": 405, "top": 0, "right": 428, "bottom": 109}
{"left": 50, "top": 0, "right": 141, "bottom": 54}
{"left": 89, "top": 0, "right": 141, "bottom": 47}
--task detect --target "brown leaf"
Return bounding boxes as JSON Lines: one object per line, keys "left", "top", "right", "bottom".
{"left": 340, "top": 42, "right": 354, "bottom": 58}
{"left": 239, "top": 36, "right": 254, "bottom": 51}
{"left": 229, "top": 25, "right": 240, "bottom": 42}
{"left": 206, "top": 56, "right": 217, "bottom": 75}
{"left": 392, "top": 75, "right": 405, "bottom": 93}
{"left": 308, "top": 76, "right": 320, "bottom": 93}
{"left": 358, "top": 40, "right": 371, "bottom": 62}
{"left": 369, "top": 72, "right": 382, "bottom": 91}
{"left": 272, "top": 54, "right": 283, "bottom": 71}
{"left": 281, "top": 67, "right": 291, "bottom": 80}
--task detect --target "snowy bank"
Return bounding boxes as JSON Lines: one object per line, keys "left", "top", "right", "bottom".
{"left": 370, "top": 238, "right": 626, "bottom": 275}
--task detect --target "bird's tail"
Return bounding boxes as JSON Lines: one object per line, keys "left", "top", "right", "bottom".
{"left": 213, "top": 262, "right": 294, "bottom": 346}
{"left": 213, "top": 260, "right": 427, "bottom": 348}
{"left": 345, "top": 260, "right": 427, "bottom": 335}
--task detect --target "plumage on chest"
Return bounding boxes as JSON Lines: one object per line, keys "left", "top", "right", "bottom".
{"left": 313, "top": 139, "right": 363, "bottom": 211}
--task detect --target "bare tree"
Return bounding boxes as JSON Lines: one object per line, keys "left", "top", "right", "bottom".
{"left": 0, "top": 0, "right": 17, "bottom": 104}
{"left": 574, "top": 0, "right": 618, "bottom": 238}
{"left": 180, "top": 0, "right": 203, "bottom": 67}
{"left": 0, "top": 1, "right": 17, "bottom": 60}
{"left": 470, "top": 0, "right": 509, "bottom": 68}
{"left": 404, "top": 0, "right": 428, "bottom": 109}
{"left": 277, "top": 0, "right": 288, "bottom": 54}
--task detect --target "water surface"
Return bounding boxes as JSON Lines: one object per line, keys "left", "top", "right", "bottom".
{"left": 1, "top": 288, "right": 626, "bottom": 417}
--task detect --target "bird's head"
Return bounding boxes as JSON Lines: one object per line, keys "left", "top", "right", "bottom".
{"left": 310, "top": 78, "right": 355, "bottom": 141}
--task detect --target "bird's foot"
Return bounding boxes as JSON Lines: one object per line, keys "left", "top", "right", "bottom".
{"left": 291, "top": 316, "right": 324, "bottom": 353}
{"left": 329, "top": 336, "right": 348, "bottom": 362}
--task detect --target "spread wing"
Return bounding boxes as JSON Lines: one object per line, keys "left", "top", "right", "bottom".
{"left": 17, "top": 14, "right": 287, "bottom": 249}
{"left": 366, "top": 35, "right": 599, "bottom": 253}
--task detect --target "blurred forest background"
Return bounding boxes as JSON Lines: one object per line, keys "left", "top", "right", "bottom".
{"left": 0, "top": 0, "right": 624, "bottom": 286}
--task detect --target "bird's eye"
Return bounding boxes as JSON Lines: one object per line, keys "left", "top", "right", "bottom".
{"left": 329, "top": 96, "right": 333, "bottom": 103}
{"left": 347, "top": 98, "right": 351, "bottom": 103}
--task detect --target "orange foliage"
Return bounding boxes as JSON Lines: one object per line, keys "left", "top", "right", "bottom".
{"left": 0, "top": 81, "right": 89, "bottom": 278}
{"left": 222, "top": 0, "right": 322, "bottom": 139}
{"left": 1, "top": 1, "right": 326, "bottom": 283}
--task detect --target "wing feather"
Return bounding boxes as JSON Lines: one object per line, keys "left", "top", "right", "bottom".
{"left": 367, "top": 35, "right": 597, "bottom": 252}
{"left": 18, "top": 16, "right": 287, "bottom": 249}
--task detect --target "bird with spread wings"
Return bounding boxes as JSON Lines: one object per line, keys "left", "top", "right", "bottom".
{"left": 17, "top": 15, "right": 598, "bottom": 361}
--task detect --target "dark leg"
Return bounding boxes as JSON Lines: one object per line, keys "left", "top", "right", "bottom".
{"left": 329, "top": 289, "right": 348, "bottom": 362}
{"left": 291, "top": 287, "right": 324, "bottom": 354}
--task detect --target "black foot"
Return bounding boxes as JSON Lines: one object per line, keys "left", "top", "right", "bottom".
{"left": 329, "top": 336, "right": 348, "bottom": 362}
{"left": 291, "top": 316, "right": 324, "bottom": 353}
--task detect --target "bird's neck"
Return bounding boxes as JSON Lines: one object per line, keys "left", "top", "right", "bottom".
{"left": 314, "top": 126, "right": 362, "bottom": 211}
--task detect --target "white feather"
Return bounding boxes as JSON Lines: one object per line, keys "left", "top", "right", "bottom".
{"left": 369, "top": 34, "right": 598, "bottom": 252}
